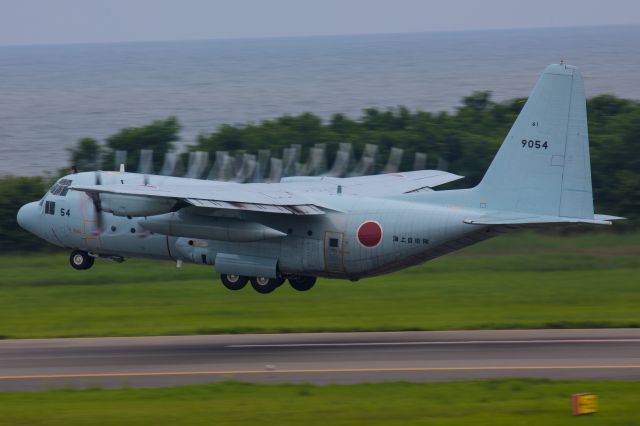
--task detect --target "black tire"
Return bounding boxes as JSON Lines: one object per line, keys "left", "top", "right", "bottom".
{"left": 250, "top": 276, "right": 280, "bottom": 294}
{"left": 221, "top": 274, "right": 248, "bottom": 291}
{"left": 69, "top": 250, "right": 94, "bottom": 270}
{"left": 289, "top": 276, "right": 317, "bottom": 292}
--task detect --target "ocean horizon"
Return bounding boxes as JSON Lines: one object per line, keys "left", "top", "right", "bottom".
{"left": 1, "top": 24, "right": 639, "bottom": 176}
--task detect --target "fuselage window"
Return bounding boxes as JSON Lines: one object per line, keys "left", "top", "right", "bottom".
{"left": 329, "top": 238, "right": 339, "bottom": 248}
{"left": 44, "top": 201, "right": 56, "bottom": 215}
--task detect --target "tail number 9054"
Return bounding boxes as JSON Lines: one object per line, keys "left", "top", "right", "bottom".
{"left": 521, "top": 139, "right": 548, "bottom": 149}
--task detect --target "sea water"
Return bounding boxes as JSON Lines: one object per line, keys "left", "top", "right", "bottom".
{"left": 0, "top": 25, "right": 638, "bottom": 175}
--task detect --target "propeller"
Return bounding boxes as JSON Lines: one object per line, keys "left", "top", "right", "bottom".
{"left": 89, "top": 171, "right": 104, "bottom": 234}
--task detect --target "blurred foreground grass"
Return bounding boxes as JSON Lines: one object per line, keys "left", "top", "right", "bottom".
{"left": 0, "top": 379, "right": 638, "bottom": 425}
{"left": 0, "top": 231, "right": 638, "bottom": 338}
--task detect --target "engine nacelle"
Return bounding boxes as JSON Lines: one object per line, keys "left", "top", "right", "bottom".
{"left": 100, "top": 194, "right": 177, "bottom": 217}
{"left": 139, "top": 212, "right": 287, "bottom": 242}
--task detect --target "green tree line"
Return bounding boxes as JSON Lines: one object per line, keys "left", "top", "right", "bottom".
{"left": 2, "top": 93, "right": 637, "bottom": 251}
{"left": 190, "top": 93, "right": 638, "bottom": 223}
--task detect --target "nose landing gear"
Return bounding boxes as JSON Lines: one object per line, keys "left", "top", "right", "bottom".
{"left": 69, "top": 250, "right": 94, "bottom": 270}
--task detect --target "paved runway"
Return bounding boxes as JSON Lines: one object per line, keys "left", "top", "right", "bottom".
{"left": 1, "top": 329, "right": 640, "bottom": 391}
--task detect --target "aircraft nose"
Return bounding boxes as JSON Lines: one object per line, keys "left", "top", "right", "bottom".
{"left": 17, "top": 202, "right": 41, "bottom": 234}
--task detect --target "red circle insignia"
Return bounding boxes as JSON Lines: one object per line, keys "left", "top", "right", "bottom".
{"left": 357, "top": 221, "right": 383, "bottom": 248}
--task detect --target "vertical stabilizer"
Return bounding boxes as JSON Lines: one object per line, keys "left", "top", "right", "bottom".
{"left": 476, "top": 64, "right": 593, "bottom": 219}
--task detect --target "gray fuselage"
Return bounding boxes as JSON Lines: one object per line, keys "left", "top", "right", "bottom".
{"left": 19, "top": 171, "right": 494, "bottom": 280}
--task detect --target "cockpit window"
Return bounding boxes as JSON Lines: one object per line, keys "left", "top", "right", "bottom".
{"left": 49, "top": 179, "right": 73, "bottom": 197}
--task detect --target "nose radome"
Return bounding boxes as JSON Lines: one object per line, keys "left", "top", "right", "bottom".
{"left": 17, "top": 202, "right": 40, "bottom": 234}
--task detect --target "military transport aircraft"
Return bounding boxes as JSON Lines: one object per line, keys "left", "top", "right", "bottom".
{"left": 17, "top": 64, "right": 622, "bottom": 293}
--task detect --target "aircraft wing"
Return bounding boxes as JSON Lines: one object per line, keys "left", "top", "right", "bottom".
{"left": 280, "top": 170, "right": 463, "bottom": 195}
{"left": 71, "top": 170, "right": 462, "bottom": 217}
{"left": 71, "top": 182, "right": 329, "bottom": 216}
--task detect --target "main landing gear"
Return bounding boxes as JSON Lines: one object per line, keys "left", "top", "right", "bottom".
{"left": 221, "top": 274, "right": 248, "bottom": 291}
{"left": 219, "top": 274, "right": 316, "bottom": 293}
{"left": 250, "top": 276, "right": 285, "bottom": 294}
{"left": 69, "top": 250, "right": 94, "bottom": 270}
{"left": 288, "top": 276, "right": 317, "bottom": 292}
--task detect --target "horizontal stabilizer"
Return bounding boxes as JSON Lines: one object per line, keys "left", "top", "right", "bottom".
{"left": 464, "top": 212, "right": 624, "bottom": 226}
{"left": 594, "top": 214, "right": 626, "bottom": 222}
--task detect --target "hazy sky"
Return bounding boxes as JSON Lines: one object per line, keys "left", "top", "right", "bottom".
{"left": 1, "top": 0, "right": 638, "bottom": 45}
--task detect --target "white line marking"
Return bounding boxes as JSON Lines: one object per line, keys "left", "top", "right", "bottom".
{"left": 228, "top": 339, "right": 640, "bottom": 348}
{"left": 3, "top": 365, "right": 640, "bottom": 381}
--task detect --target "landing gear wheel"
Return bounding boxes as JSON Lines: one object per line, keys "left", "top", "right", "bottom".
{"left": 221, "top": 274, "right": 248, "bottom": 291}
{"left": 69, "top": 250, "right": 94, "bottom": 270}
{"left": 289, "top": 276, "right": 317, "bottom": 292}
{"left": 250, "top": 276, "right": 280, "bottom": 294}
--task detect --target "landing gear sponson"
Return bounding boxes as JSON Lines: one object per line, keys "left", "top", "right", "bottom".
{"left": 220, "top": 274, "right": 316, "bottom": 293}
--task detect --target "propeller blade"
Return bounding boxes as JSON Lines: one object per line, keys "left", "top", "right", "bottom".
{"left": 88, "top": 192, "right": 103, "bottom": 234}
{"left": 90, "top": 171, "right": 103, "bottom": 233}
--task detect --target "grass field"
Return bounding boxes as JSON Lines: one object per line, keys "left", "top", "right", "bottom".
{"left": 0, "top": 379, "right": 637, "bottom": 425}
{"left": 0, "top": 231, "right": 638, "bottom": 339}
